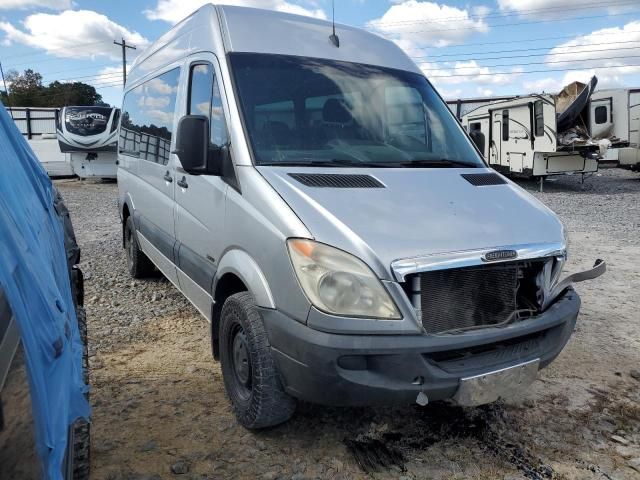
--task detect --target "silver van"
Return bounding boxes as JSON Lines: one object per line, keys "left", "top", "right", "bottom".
{"left": 117, "top": 4, "right": 604, "bottom": 428}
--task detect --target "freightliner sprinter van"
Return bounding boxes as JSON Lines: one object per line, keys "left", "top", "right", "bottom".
{"left": 117, "top": 4, "right": 605, "bottom": 428}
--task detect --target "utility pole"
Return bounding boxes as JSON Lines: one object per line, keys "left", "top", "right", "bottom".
{"left": 113, "top": 37, "right": 136, "bottom": 87}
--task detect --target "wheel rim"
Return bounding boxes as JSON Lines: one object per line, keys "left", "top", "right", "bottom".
{"left": 230, "top": 324, "right": 252, "bottom": 400}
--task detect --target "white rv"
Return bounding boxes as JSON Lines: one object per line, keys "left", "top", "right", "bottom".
{"left": 461, "top": 95, "right": 599, "bottom": 180}
{"left": 7, "top": 107, "right": 74, "bottom": 177}
{"left": 57, "top": 106, "right": 120, "bottom": 179}
{"left": 590, "top": 88, "right": 640, "bottom": 170}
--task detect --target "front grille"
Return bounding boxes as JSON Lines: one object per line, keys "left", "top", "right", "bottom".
{"left": 419, "top": 263, "right": 521, "bottom": 334}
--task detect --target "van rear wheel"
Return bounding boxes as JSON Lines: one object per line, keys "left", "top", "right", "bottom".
{"left": 124, "top": 216, "right": 154, "bottom": 279}
{"left": 219, "top": 292, "right": 296, "bottom": 429}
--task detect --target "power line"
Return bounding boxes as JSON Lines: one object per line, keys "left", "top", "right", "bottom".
{"left": 411, "top": 47, "right": 640, "bottom": 67}
{"left": 40, "top": 63, "right": 115, "bottom": 78}
{"left": 47, "top": 71, "right": 122, "bottom": 83}
{"left": 365, "top": 0, "right": 637, "bottom": 28}
{"left": 427, "top": 62, "right": 640, "bottom": 78}
{"left": 414, "top": 40, "right": 640, "bottom": 60}
{"left": 379, "top": 11, "right": 638, "bottom": 36}
{"left": 0, "top": 41, "right": 110, "bottom": 61}
{"left": 404, "top": 30, "right": 640, "bottom": 51}
{"left": 418, "top": 54, "right": 640, "bottom": 72}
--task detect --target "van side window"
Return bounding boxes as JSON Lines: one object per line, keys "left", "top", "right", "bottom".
{"left": 119, "top": 67, "right": 180, "bottom": 165}
{"left": 534, "top": 100, "right": 544, "bottom": 137}
{"left": 502, "top": 110, "right": 509, "bottom": 141}
{"left": 187, "top": 62, "right": 229, "bottom": 147}
{"left": 594, "top": 105, "right": 607, "bottom": 125}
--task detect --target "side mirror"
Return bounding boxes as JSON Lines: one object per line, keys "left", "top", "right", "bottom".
{"left": 469, "top": 130, "right": 485, "bottom": 154}
{"left": 174, "top": 115, "right": 221, "bottom": 176}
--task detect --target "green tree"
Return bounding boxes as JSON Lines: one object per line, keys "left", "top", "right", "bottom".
{"left": 2, "top": 69, "right": 106, "bottom": 108}
{"left": 4, "top": 69, "right": 45, "bottom": 107}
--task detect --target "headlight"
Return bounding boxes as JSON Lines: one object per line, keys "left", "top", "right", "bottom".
{"left": 287, "top": 239, "right": 401, "bottom": 319}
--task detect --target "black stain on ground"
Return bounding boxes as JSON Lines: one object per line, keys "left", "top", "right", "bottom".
{"left": 344, "top": 403, "right": 559, "bottom": 479}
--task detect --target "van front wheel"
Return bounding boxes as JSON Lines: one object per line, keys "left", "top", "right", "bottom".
{"left": 219, "top": 292, "right": 296, "bottom": 429}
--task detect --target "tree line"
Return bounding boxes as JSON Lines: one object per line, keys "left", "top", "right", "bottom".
{"left": 1, "top": 68, "right": 107, "bottom": 108}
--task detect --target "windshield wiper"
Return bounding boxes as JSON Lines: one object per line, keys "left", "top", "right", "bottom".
{"left": 398, "top": 159, "right": 479, "bottom": 168}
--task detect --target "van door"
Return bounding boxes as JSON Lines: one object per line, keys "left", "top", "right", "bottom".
{"left": 174, "top": 56, "right": 231, "bottom": 320}
{"left": 590, "top": 98, "right": 613, "bottom": 138}
{"left": 121, "top": 67, "right": 181, "bottom": 286}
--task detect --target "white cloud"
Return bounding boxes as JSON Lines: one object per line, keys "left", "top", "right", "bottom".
{"left": 477, "top": 87, "right": 493, "bottom": 96}
{"left": 497, "top": 0, "right": 625, "bottom": 18}
{"left": 143, "top": 77, "right": 176, "bottom": 95}
{"left": 546, "top": 21, "right": 640, "bottom": 76}
{"left": 137, "top": 95, "right": 170, "bottom": 109}
{"left": 421, "top": 59, "right": 521, "bottom": 86}
{"left": 368, "top": 1, "right": 489, "bottom": 50}
{"left": 435, "top": 87, "right": 462, "bottom": 99}
{"left": 0, "top": 0, "right": 71, "bottom": 10}
{"left": 523, "top": 77, "right": 562, "bottom": 93}
{"left": 0, "top": 10, "right": 149, "bottom": 60}
{"left": 144, "top": 0, "right": 326, "bottom": 24}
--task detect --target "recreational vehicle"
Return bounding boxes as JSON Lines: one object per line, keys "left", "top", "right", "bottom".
{"left": 590, "top": 88, "right": 640, "bottom": 170}
{"left": 118, "top": 4, "right": 604, "bottom": 429}
{"left": 57, "top": 106, "right": 120, "bottom": 179}
{"left": 7, "top": 107, "right": 73, "bottom": 177}
{"left": 460, "top": 94, "right": 599, "bottom": 180}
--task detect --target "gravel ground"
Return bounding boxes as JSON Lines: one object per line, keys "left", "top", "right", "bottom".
{"left": 55, "top": 168, "right": 640, "bottom": 480}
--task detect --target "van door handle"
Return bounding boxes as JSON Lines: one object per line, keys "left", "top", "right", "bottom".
{"left": 163, "top": 171, "right": 173, "bottom": 183}
{"left": 177, "top": 176, "right": 188, "bottom": 189}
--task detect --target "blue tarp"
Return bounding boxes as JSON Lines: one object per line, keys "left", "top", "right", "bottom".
{"left": 0, "top": 102, "right": 90, "bottom": 479}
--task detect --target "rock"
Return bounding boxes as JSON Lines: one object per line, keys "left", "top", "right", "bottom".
{"left": 615, "top": 446, "right": 637, "bottom": 459}
{"left": 171, "top": 461, "right": 189, "bottom": 475}
{"left": 630, "top": 369, "right": 640, "bottom": 381}
{"left": 139, "top": 440, "right": 156, "bottom": 452}
{"left": 611, "top": 435, "right": 629, "bottom": 445}
{"left": 261, "top": 472, "right": 278, "bottom": 480}
{"left": 629, "top": 458, "right": 640, "bottom": 473}
{"left": 186, "top": 365, "right": 198, "bottom": 374}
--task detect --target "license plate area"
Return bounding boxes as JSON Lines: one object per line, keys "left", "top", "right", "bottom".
{"left": 453, "top": 359, "right": 540, "bottom": 406}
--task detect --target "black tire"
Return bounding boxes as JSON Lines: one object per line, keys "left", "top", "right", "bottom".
{"left": 68, "top": 306, "right": 90, "bottom": 480}
{"left": 124, "top": 216, "right": 154, "bottom": 279}
{"left": 219, "top": 292, "right": 296, "bottom": 429}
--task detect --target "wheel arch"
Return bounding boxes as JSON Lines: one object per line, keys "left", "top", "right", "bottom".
{"left": 210, "top": 249, "right": 275, "bottom": 359}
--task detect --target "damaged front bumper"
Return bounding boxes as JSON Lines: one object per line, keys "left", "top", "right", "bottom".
{"left": 262, "top": 287, "right": 584, "bottom": 407}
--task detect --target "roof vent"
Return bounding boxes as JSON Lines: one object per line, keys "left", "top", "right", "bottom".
{"left": 461, "top": 173, "right": 507, "bottom": 186}
{"left": 289, "top": 173, "right": 384, "bottom": 188}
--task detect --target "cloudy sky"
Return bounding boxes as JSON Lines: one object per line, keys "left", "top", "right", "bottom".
{"left": 1, "top": 0, "right": 639, "bottom": 106}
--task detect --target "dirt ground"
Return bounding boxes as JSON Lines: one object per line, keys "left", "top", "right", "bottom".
{"left": 55, "top": 168, "right": 640, "bottom": 480}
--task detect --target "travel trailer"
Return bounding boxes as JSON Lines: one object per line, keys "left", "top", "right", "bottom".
{"left": 459, "top": 93, "right": 599, "bottom": 181}
{"left": 118, "top": 4, "right": 604, "bottom": 429}
{"left": 6, "top": 107, "right": 73, "bottom": 177}
{"left": 57, "top": 106, "right": 120, "bottom": 178}
{"left": 590, "top": 88, "right": 640, "bottom": 170}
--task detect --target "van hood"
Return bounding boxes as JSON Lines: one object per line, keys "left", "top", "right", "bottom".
{"left": 257, "top": 167, "right": 564, "bottom": 280}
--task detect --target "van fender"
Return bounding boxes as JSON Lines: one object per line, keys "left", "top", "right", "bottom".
{"left": 214, "top": 249, "right": 276, "bottom": 309}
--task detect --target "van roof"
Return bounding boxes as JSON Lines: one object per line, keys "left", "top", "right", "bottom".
{"left": 129, "top": 4, "right": 420, "bottom": 86}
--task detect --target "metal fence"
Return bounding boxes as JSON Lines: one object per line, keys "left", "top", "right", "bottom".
{"left": 119, "top": 127, "right": 171, "bottom": 165}
{"left": 6, "top": 107, "right": 60, "bottom": 139}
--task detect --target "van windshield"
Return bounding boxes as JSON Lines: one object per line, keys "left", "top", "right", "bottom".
{"left": 230, "top": 53, "right": 483, "bottom": 168}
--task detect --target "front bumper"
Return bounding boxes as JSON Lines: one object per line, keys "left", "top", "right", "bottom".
{"left": 262, "top": 288, "right": 580, "bottom": 406}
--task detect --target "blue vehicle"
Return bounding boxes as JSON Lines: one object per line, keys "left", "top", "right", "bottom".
{"left": 0, "top": 102, "right": 90, "bottom": 479}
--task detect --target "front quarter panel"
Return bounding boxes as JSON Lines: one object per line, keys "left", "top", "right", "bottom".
{"left": 220, "top": 165, "right": 312, "bottom": 322}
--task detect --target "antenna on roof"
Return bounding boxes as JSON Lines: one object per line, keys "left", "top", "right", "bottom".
{"left": 329, "top": 0, "right": 340, "bottom": 48}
